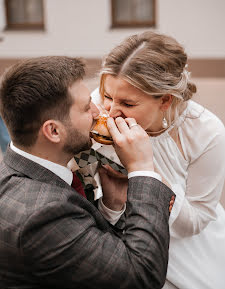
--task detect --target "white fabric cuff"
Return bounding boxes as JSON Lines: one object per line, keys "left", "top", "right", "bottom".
{"left": 98, "top": 197, "right": 126, "bottom": 225}
{"left": 128, "top": 171, "right": 162, "bottom": 182}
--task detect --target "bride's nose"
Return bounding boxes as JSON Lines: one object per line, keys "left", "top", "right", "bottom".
{"left": 108, "top": 102, "right": 122, "bottom": 118}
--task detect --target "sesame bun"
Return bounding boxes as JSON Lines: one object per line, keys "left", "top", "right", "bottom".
{"left": 90, "top": 115, "right": 113, "bottom": 145}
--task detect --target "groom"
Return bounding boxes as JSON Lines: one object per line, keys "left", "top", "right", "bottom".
{"left": 0, "top": 56, "right": 175, "bottom": 289}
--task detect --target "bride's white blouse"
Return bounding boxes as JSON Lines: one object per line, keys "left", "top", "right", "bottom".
{"left": 150, "top": 100, "right": 225, "bottom": 238}
{"left": 91, "top": 88, "right": 225, "bottom": 289}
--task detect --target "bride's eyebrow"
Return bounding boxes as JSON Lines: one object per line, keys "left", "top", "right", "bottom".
{"left": 104, "top": 89, "right": 111, "bottom": 96}
{"left": 104, "top": 90, "right": 137, "bottom": 103}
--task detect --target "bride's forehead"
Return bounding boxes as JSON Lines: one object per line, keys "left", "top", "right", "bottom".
{"left": 104, "top": 76, "right": 150, "bottom": 101}
{"left": 104, "top": 75, "right": 132, "bottom": 88}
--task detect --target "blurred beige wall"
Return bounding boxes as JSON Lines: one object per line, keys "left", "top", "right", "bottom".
{"left": 0, "top": 0, "right": 225, "bottom": 58}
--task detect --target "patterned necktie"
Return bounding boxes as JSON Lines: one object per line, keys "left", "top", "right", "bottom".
{"left": 71, "top": 172, "right": 86, "bottom": 199}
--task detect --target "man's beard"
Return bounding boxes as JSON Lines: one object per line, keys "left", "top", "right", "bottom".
{"left": 63, "top": 125, "right": 92, "bottom": 155}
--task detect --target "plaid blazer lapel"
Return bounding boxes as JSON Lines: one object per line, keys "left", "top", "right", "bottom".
{"left": 3, "top": 147, "right": 113, "bottom": 232}
{"left": 4, "top": 147, "right": 68, "bottom": 188}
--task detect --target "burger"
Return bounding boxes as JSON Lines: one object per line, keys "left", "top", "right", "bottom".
{"left": 90, "top": 115, "right": 113, "bottom": 145}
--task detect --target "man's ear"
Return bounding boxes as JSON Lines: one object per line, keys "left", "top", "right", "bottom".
{"left": 41, "top": 120, "right": 62, "bottom": 143}
{"left": 160, "top": 94, "right": 174, "bottom": 111}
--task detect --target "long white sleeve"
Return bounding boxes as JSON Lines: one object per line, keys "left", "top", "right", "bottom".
{"left": 168, "top": 108, "right": 225, "bottom": 238}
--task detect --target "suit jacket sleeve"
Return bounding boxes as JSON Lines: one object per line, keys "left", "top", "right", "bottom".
{"left": 20, "top": 176, "right": 174, "bottom": 289}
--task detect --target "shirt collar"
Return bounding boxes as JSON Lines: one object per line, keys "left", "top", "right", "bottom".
{"left": 10, "top": 142, "right": 73, "bottom": 185}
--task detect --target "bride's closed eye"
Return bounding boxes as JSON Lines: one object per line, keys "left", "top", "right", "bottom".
{"left": 104, "top": 95, "right": 135, "bottom": 108}
{"left": 104, "top": 95, "right": 112, "bottom": 100}
{"left": 122, "top": 102, "right": 135, "bottom": 107}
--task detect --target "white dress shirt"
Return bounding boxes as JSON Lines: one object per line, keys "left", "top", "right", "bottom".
{"left": 10, "top": 142, "right": 73, "bottom": 185}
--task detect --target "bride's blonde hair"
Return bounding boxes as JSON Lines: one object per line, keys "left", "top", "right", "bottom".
{"left": 99, "top": 31, "right": 197, "bottom": 126}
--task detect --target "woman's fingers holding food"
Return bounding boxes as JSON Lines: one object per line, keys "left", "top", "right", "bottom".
{"left": 125, "top": 118, "right": 139, "bottom": 129}
{"left": 107, "top": 117, "right": 121, "bottom": 139}
{"left": 107, "top": 117, "right": 129, "bottom": 146}
{"left": 115, "top": 117, "right": 130, "bottom": 134}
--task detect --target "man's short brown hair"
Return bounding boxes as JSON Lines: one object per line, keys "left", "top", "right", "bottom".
{"left": 0, "top": 56, "right": 85, "bottom": 147}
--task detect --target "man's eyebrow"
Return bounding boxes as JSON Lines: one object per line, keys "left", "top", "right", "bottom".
{"left": 84, "top": 97, "right": 91, "bottom": 109}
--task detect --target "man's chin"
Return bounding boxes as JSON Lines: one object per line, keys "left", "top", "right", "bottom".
{"left": 74, "top": 139, "right": 92, "bottom": 154}
{"left": 63, "top": 138, "right": 92, "bottom": 156}
{"left": 86, "top": 137, "right": 93, "bottom": 150}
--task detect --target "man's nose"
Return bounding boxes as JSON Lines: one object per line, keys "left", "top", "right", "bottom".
{"left": 91, "top": 102, "right": 99, "bottom": 119}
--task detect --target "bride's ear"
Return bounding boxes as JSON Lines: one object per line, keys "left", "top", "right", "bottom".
{"left": 160, "top": 94, "right": 174, "bottom": 111}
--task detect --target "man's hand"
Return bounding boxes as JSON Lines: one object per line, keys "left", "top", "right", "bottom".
{"left": 107, "top": 117, "right": 154, "bottom": 173}
{"left": 98, "top": 164, "right": 128, "bottom": 211}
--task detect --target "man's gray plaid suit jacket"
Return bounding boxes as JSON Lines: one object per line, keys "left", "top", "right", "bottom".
{"left": 0, "top": 147, "right": 175, "bottom": 289}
